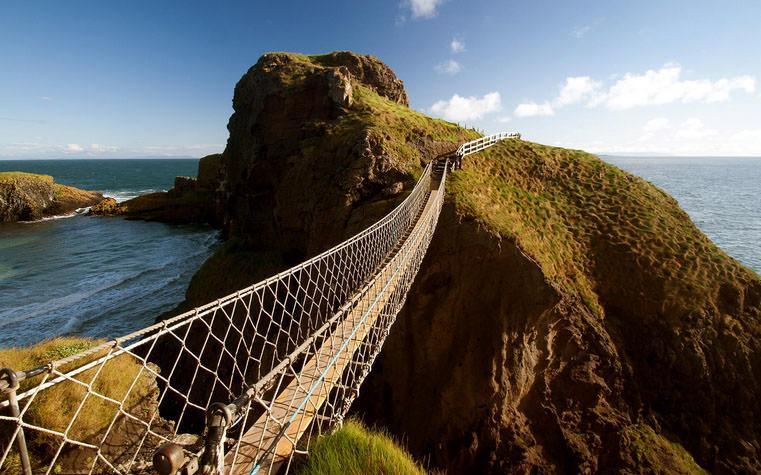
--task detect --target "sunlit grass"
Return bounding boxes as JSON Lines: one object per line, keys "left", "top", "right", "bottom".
{"left": 297, "top": 420, "right": 425, "bottom": 475}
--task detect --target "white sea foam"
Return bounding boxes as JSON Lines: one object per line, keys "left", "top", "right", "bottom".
{"left": 102, "top": 189, "right": 164, "bottom": 202}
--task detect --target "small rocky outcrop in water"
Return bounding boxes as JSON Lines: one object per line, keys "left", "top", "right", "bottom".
{"left": 0, "top": 171, "right": 104, "bottom": 223}
{"left": 159, "top": 51, "right": 760, "bottom": 473}
{"left": 89, "top": 153, "right": 222, "bottom": 224}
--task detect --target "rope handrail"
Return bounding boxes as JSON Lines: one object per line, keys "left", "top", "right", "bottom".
{"left": 0, "top": 133, "right": 513, "bottom": 475}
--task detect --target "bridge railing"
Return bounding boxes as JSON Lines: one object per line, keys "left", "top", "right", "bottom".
{"left": 0, "top": 166, "right": 433, "bottom": 475}
{"left": 456, "top": 131, "right": 516, "bottom": 157}
{"left": 0, "top": 130, "right": 511, "bottom": 474}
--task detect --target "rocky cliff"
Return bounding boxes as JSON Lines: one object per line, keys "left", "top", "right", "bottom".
{"left": 89, "top": 153, "right": 222, "bottom": 224}
{"left": 169, "top": 52, "right": 760, "bottom": 473}
{"left": 0, "top": 172, "right": 104, "bottom": 222}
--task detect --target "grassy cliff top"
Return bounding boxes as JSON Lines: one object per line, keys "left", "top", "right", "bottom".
{"left": 0, "top": 171, "right": 55, "bottom": 185}
{"left": 0, "top": 171, "right": 97, "bottom": 202}
{"left": 449, "top": 139, "right": 758, "bottom": 316}
{"left": 249, "top": 51, "right": 478, "bottom": 177}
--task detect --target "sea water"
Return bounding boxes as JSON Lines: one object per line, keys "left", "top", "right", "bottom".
{"left": 605, "top": 156, "right": 761, "bottom": 274}
{"left": 0, "top": 159, "right": 220, "bottom": 348}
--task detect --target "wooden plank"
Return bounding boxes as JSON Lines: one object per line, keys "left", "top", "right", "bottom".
{"left": 225, "top": 190, "right": 438, "bottom": 474}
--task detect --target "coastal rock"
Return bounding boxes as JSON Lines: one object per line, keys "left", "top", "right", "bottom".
{"left": 89, "top": 153, "right": 223, "bottom": 225}
{"left": 0, "top": 172, "right": 103, "bottom": 223}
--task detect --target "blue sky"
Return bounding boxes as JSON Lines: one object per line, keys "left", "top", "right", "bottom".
{"left": 1, "top": 0, "right": 760, "bottom": 158}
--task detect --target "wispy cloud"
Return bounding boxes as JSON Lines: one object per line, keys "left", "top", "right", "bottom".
{"left": 514, "top": 101, "right": 555, "bottom": 118}
{"left": 513, "top": 64, "right": 757, "bottom": 118}
{"left": 592, "top": 65, "right": 756, "bottom": 110}
{"left": 514, "top": 76, "right": 600, "bottom": 117}
{"left": 0, "top": 142, "right": 224, "bottom": 159}
{"left": 450, "top": 38, "right": 465, "bottom": 53}
{"left": 0, "top": 117, "right": 47, "bottom": 124}
{"left": 572, "top": 25, "right": 591, "bottom": 38}
{"left": 40, "top": 96, "right": 52, "bottom": 101}
{"left": 430, "top": 92, "right": 502, "bottom": 122}
{"left": 435, "top": 59, "right": 463, "bottom": 75}
{"left": 405, "top": 0, "right": 445, "bottom": 19}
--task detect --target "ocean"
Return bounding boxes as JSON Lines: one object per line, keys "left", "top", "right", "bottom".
{"left": 605, "top": 156, "right": 761, "bottom": 274}
{"left": 0, "top": 159, "right": 220, "bottom": 348}
{"left": 0, "top": 156, "right": 758, "bottom": 349}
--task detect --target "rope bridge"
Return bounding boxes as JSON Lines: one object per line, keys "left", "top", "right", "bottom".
{"left": 0, "top": 133, "right": 513, "bottom": 475}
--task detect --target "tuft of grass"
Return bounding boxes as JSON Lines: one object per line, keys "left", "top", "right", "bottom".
{"left": 297, "top": 419, "right": 425, "bottom": 475}
{"left": 623, "top": 424, "right": 707, "bottom": 474}
{"left": 0, "top": 337, "right": 157, "bottom": 471}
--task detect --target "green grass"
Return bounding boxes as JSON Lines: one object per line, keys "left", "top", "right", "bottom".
{"left": 297, "top": 420, "right": 425, "bottom": 475}
{"left": 0, "top": 171, "right": 54, "bottom": 186}
{"left": 448, "top": 139, "right": 756, "bottom": 315}
{"left": 623, "top": 424, "right": 707, "bottom": 474}
{"left": 0, "top": 337, "right": 157, "bottom": 472}
{"left": 254, "top": 52, "right": 478, "bottom": 178}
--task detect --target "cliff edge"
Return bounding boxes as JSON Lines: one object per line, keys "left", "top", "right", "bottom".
{"left": 168, "top": 52, "right": 760, "bottom": 473}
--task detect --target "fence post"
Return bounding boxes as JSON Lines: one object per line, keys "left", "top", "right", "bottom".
{"left": 0, "top": 368, "right": 32, "bottom": 475}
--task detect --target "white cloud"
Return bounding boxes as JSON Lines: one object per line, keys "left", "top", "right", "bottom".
{"left": 435, "top": 59, "right": 462, "bottom": 75}
{"left": 674, "top": 118, "right": 717, "bottom": 140}
{"left": 595, "top": 65, "right": 756, "bottom": 110}
{"left": 407, "top": 0, "right": 445, "bottom": 19}
{"left": 497, "top": 116, "right": 512, "bottom": 123}
{"left": 40, "top": 96, "right": 52, "bottom": 101}
{"left": 0, "top": 142, "right": 223, "bottom": 158}
{"left": 450, "top": 38, "right": 466, "bottom": 53}
{"left": 430, "top": 92, "right": 502, "bottom": 122}
{"left": 642, "top": 117, "right": 671, "bottom": 133}
{"left": 513, "top": 64, "right": 757, "bottom": 118}
{"left": 572, "top": 25, "right": 591, "bottom": 38}
{"left": 554, "top": 76, "right": 601, "bottom": 107}
{"left": 514, "top": 101, "right": 555, "bottom": 117}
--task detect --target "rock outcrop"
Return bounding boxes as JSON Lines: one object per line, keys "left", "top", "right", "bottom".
{"left": 0, "top": 172, "right": 104, "bottom": 223}
{"left": 89, "top": 153, "right": 222, "bottom": 224}
{"left": 162, "top": 52, "right": 760, "bottom": 473}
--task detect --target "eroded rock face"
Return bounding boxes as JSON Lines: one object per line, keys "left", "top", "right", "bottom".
{"left": 0, "top": 172, "right": 103, "bottom": 222}
{"left": 217, "top": 52, "right": 416, "bottom": 262}
{"left": 356, "top": 206, "right": 632, "bottom": 473}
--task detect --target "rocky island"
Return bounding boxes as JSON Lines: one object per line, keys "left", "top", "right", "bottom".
{"left": 2, "top": 51, "right": 759, "bottom": 474}
{"left": 0, "top": 172, "right": 104, "bottom": 223}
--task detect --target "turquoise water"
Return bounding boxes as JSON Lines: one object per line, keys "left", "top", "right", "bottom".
{"left": 605, "top": 156, "right": 761, "bottom": 274}
{"left": 0, "top": 159, "right": 220, "bottom": 348}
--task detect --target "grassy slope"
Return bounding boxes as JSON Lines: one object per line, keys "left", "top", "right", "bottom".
{"left": 449, "top": 139, "right": 756, "bottom": 314}
{"left": 0, "top": 338, "right": 155, "bottom": 472}
{"left": 296, "top": 420, "right": 425, "bottom": 475}
{"left": 446, "top": 139, "right": 759, "bottom": 471}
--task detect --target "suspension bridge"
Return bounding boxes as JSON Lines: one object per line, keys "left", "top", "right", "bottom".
{"left": 0, "top": 133, "right": 516, "bottom": 475}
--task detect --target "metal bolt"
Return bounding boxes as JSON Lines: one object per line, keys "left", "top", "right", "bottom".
{"left": 153, "top": 442, "right": 185, "bottom": 475}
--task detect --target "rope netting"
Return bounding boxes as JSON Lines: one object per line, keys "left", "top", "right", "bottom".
{"left": 0, "top": 161, "right": 445, "bottom": 475}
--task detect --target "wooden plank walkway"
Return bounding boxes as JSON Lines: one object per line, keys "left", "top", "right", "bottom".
{"left": 225, "top": 188, "right": 439, "bottom": 474}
